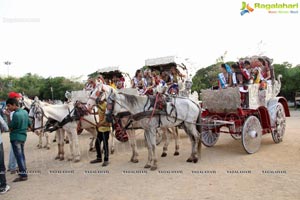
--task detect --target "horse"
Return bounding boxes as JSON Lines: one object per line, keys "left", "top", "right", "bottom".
{"left": 86, "top": 84, "right": 181, "bottom": 163}
{"left": 106, "top": 91, "right": 202, "bottom": 170}
{"left": 28, "top": 99, "right": 98, "bottom": 162}
{"left": 22, "top": 96, "right": 53, "bottom": 149}
{"left": 23, "top": 96, "right": 70, "bottom": 150}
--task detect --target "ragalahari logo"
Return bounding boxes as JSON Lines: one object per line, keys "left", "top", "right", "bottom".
{"left": 240, "top": 2, "right": 254, "bottom": 15}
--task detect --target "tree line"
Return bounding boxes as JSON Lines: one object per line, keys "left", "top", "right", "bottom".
{"left": 191, "top": 62, "right": 300, "bottom": 102}
{"left": 0, "top": 73, "right": 84, "bottom": 101}
{"left": 1, "top": 62, "right": 299, "bottom": 103}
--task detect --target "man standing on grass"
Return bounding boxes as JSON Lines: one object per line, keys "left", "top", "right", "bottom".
{"left": 6, "top": 98, "right": 31, "bottom": 182}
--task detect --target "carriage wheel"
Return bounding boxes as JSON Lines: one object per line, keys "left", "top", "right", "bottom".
{"left": 242, "top": 116, "right": 262, "bottom": 154}
{"left": 156, "top": 129, "right": 163, "bottom": 145}
{"left": 201, "top": 116, "right": 220, "bottom": 147}
{"left": 272, "top": 103, "right": 286, "bottom": 143}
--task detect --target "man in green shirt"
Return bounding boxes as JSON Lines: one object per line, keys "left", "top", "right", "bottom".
{"left": 6, "top": 98, "right": 31, "bottom": 182}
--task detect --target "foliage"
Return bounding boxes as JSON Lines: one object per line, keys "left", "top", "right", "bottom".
{"left": 0, "top": 74, "right": 84, "bottom": 101}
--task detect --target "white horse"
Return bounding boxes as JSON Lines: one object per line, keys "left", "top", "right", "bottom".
{"left": 23, "top": 96, "right": 52, "bottom": 149}
{"left": 29, "top": 99, "right": 98, "bottom": 162}
{"left": 23, "top": 96, "right": 70, "bottom": 150}
{"left": 86, "top": 84, "right": 181, "bottom": 163}
{"left": 106, "top": 92, "right": 202, "bottom": 170}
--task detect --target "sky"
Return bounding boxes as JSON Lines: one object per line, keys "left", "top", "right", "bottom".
{"left": 0, "top": 0, "right": 299, "bottom": 81}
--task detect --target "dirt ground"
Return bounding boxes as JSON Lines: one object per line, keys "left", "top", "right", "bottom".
{"left": 1, "top": 111, "right": 300, "bottom": 200}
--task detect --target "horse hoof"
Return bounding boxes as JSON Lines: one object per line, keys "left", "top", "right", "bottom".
{"left": 174, "top": 152, "right": 180, "bottom": 156}
{"left": 47, "top": 147, "right": 50, "bottom": 150}
{"left": 161, "top": 152, "right": 167, "bottom": 157}
{"left": 130, "top": 159, "right": 139, "bottom": 163}
{"left": 74, "top": 159, "right": 80, "bottom": 163}
{"left": 59, "top": 157, "right": 64, "bottom": 161}
{"left": 55, "top": 156, "right": 60, "bottom": 160}
{"left": 111, "top": 149, "right": 115, "bottom": 154}
{"left": 144, "top": 164, "right": 151, "bottom": 169}
{"left": 193, "top": 158, "right": 198, "bottom": 163}
{"left": 150, "top": 166, "right": 157, "bottom": 171}
{"left": 65, "top": 141, "right": 69, "bottom": 144}
{"left": 89, "top": 148, "right": 93, "bottom": 152}
{"left": 53, "top": 140, "right": 56, "bottom": 143}
{"left": 186, "top": 158, "right": 193, "bottom": 163}
{"left": 67, "top": 157, "right": 73, "bottom": 161}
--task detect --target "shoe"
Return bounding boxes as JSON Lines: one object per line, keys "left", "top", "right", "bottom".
{"left": 7, "top": 168, "right": 18, "bottom": 173}
{"left": 0, "top": 185, "right": 10, "bottom": 194}
{"left": 10, "top": 170, "right": 18, "bottom": 174}
{"left": 102, "top": 161, "right": 109, "bottom": 167}
{"left": 13, "top": 177, "right": 28, "bottom": 182}
{"left": 90, "top": 159, "right": 102, "bottom": 164}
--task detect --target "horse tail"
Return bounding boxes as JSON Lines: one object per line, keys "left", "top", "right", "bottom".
{"left": 196, "top": 108, "right": 202, "bottom": 155}
{"left": 196, "top": 107, "right": 201, "bottom": 134}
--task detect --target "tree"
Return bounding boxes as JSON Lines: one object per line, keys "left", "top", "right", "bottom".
{"left": 0, "top": 74, "right": 84, "bottom": 101}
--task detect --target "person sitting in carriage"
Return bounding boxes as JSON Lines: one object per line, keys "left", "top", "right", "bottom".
{"left": 131, "top": 69, "right": 146, "bottom": 88}
{"left": 116, "top": 80, "right": 123, "bottom": 90}
{"left": 218, "top": 63, "right": 232, "bottom": 89}
{"left": 158, "top": 71, "right": 174, "bottom": 94}
{"left": 251, "top": 66, "right": 268, "bottom": 91}
{"left": 137, "top": 80, "right": 146, "bottom": 95}
{"left": 143, "top": 78, "right": 154, "bottom": 95}
{"left": 152, "top": 70, "right": 161, "bottom": 87}
{"left": 170, "top": 66, "right": 185, "bottom": 83}
{"left": 84, "top": 78, "right": 96, "bottom": 91}
{"left": 231, "top": 63, "right": 249, "bottom": 108}
{"left": 117, "top": 76, "right": 125, "bottom": 89}
{"left": 168, "top": 66, "right": 186, "bottom": 95}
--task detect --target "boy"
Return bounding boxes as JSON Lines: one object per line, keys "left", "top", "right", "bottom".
{"left": 6, "top": 98, "right": 31, "bottom": 182}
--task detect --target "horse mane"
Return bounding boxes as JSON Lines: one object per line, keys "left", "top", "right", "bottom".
{"left": 118, "top": 93, "right": 140, "bottom": 107}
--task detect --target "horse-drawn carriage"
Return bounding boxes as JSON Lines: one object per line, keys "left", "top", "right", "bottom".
{"left": 97, "top": 66, "right": 131, "bottom": 89}
{"left": 200, "top": 75, "right": 290, "bottom": 154}
{"left": 145, "top": 55, "right": 199, "bottom": 101}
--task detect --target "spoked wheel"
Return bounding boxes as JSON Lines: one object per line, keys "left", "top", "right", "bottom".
{"left": 272, "top": 103, "right": 286, "bottom": 143}
{"left": 201, "top": 116, "right": 220, "bottom": 147}
{"left": 156, "top": 129, "right": 163, "bottom": 145}
{"left": 242, "top": 116, "right": 262, "bottom": 154}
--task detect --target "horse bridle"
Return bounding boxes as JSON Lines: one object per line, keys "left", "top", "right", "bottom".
{"left": 29, "top": 102, "right": 49, "bottom": 131}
